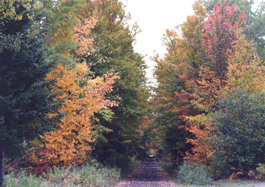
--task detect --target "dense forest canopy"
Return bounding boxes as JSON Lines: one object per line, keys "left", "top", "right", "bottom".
{"left": 1, "top": 0, "right": 265, "bottom": 186}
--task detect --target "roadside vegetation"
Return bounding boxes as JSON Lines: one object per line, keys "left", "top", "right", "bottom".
{"left": 4, "top": 164, "right": 120, "bottom": 187}
{"left": 2, "top": 0, "right": 265, "bottom": 186}
{"left": 153, "top": 0, "right": 265, "bottom": 186}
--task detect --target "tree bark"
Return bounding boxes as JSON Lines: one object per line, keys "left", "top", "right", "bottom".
{"left": 0, "top": 145, "right": 4, "bottom": 187}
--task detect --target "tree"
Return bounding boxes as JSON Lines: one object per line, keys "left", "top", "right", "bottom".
{"left": 152, "top": 2, "right": 207, "bottom": 165}
{"left": 0, "top": 1, "right": 60, "bottom": 186}
{"left": 183, "top": 2, "right": 247, "bottom": 165}
{"left": 39, "top": 63, "right": 119, "bottom": 165}
{"left": 224, "top": 30, "right": 265, "bottom": 94}
{"left": 82, "top": 0, "right": 150, "bottom": 170}
{"left": 207, "top": 29, "right": 265, "bottom": 175}
{"left": 198, "top": 2, "right": 247, "bottom": 106}
{"left": 23, "top": 0, "right": 122, "bottom": 166}
{"left": 185, "top": 11, "right": 265, "bottom": 169}
{"left": 153, "top": 2, "right": 207, "bottom": 98}
{"left": 200, "top": 0, "right": 265, "bottom": 60}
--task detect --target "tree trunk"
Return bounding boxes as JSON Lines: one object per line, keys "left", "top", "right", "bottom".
{"left": 0, "top": 145, "right": 4, "bottom": 187}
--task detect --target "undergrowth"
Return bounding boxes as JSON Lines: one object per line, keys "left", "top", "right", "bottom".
{"left": 4, "top": 164, "right": 120, "bottom": 187}
{"left": 159, "top": 159, "right": 176, "bottom": 177}
{"left": 176, "top": 161, "right": 213, "bottom": 186}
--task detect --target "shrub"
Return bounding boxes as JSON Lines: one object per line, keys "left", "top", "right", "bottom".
{"left": 210, "top": 90, "right": 265, "bottom": 173}
{"left": 210, "top": 150, "right": 230, "bottom": 179}
{"left": 45, "top": 164, "right": 120, "bottom": 187}
{"left": 177, "top": 161, "right": 213, "bottom": 185}
{"left": 256, "top": 163, "right": 265, "bottom": 180}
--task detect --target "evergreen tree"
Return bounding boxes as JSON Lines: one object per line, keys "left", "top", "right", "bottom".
{"left": 0, "top": 1, "right": 60, "bottom": 186}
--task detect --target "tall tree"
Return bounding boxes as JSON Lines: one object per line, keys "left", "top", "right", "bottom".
{"left": 208, "top": 31, "right": 265, "bottom": 174}
{"left": 0, "top": 1, "right": 60, "bottom": 186}
{"left": 83, "top": 0, "right": 150, "bottom": 170}
{"left": 184, "top": 2, "right": 247, "bottom": 166}
{"left": 24, "top": 0, "right": 122, "bottom": 167}
{"left": 224, "top": 30, "right": 265, "bottom": 94}
{"left": 39, "top": 63, "right": 119, "bottom": 165}
{"left": 200, "top": 0, "right": 265, "bottom": 60}
{"left": 152, "top": 2, "right": 207, "bottom": 165}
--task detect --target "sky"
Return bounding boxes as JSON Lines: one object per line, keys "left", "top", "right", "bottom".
{"left": 120, "top": 0, "right": 197, "bottom": 86}
{"left": 119, "top": 0, "right": 263, "bottom": 87}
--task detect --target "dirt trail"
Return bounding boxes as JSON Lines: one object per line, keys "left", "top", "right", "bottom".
{"left": 116, "top": 157, "right": 178, "bottom": 187}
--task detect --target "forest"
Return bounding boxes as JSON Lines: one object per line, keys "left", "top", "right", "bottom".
{"left": 1, "top": 0, "right": 265, "bottom": 186}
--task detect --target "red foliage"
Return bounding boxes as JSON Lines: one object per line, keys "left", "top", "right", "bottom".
{"left": 202, "top": 2, "right": 247, "bottom": 83}
{"left": 34, "top": 149, "right": 51, "bottom": 174}
{"left": 178, "top": 106, "right": 189, "bottom": 112}
{"left": 35, "top": 164, "right": 49, "bottom": 173}
{"left": 178, "top": 74, "right": 185, "bottom": 80}
{"left": 183, "top": 2, "right": 249, "bottom": 165}
{"left": 175, "top": 92, "right": 195, "bottom": 100}
{"left": 39, "top": 149, "right": 48, "bottom": 154}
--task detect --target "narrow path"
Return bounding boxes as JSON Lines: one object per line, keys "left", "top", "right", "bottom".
{"left": 116, "top": 157, "right": 178, "bottom": 187}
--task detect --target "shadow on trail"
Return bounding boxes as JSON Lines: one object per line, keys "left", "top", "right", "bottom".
{"left": 126, "top": 157, "right": 170, "bottom": 182}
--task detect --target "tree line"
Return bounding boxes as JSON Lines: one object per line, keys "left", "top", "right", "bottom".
{"left": 152, "top": 0, "right": 265, "bottom": 179}
{"left": 0, "top": 0, "right": 150, "bottom": 186}
{"left": 2, "top": 0, "right": 265, "bottom": 186}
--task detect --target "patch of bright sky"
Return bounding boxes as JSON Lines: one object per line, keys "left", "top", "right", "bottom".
{"left": 120, "top": 0, "right": 196, "bottom": 86}
{"left": 120, "top": 0, "right": 263, "bottom": 87}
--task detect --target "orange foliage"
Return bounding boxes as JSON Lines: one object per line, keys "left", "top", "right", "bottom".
{"left": 25, "top": 0, "right": 121, "bottom": 167}
{"left": 41, "top": 63, "right": 119, "bottom": 165}
{"left": 195, "top": 65, "right": 223, "bottom": 110}
{"left": 183, "top": 3, "right": 249, "bottom": 166}
{"left": 185, "top": 30, "right": 265, "bottom": 166}
{"left": 71, "top": 16, "right": 98, "bottom": 59}
{"left": 223, "top": 30, "right": 265, "bottom": 94}
{"left": 184, "top": 114, "right": 214, "bottom": 166}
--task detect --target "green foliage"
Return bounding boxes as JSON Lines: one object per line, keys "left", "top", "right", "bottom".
{"left": 210, "top": 90, "right": 265, "bottom": 172}
{"left": 4, "top": 172, "right": 44, "bottom": 187}
{"left": 210, "top": 150, "right": 230, "bottom": 179}
{"left": 0, "top": 0, "right": 60, "bottom": 158}
{"left": 46, "top": 165, "right": 120, "bottom": 187}
{"left": 156, "top": 113, "right": 194, "bottom": 166}
{"left": 177, "top": 161, "right": 213, "bottom": 185}
{"left": 256, "top": 163, "right": 265, "bottom": 180}
{"left": 38, "top": 0, "right": 89, "bottom": 67}
{"left": 0, "top": 2, "right": 61, "bottom": 186}
{"left": 159, "top": 159, "right": 176, "bottom": 177}
{"left": 85, "top": 0, "right": 150, "bottom": 171}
